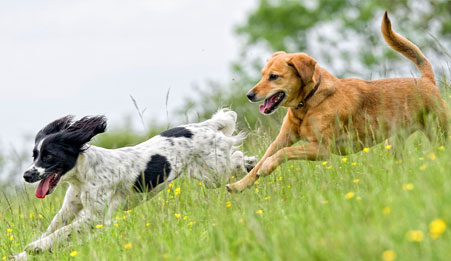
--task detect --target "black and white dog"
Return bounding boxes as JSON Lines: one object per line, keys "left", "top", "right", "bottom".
{"left": 14, "top": 109, "right": 255, "bottom": 259}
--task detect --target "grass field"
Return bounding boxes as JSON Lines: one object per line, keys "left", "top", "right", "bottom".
{"left": 1, "top": 96, "right": 450, "bottom": 260}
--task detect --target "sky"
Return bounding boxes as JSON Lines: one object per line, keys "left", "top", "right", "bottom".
{"left": 0, "top": 0, "right": 256, "bottom": 152}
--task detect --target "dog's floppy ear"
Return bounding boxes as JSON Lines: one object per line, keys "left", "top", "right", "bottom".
{"left": 287, "top": 54, "right": 317, "bottom": 85}
{"left": 271, "top": 51, "right": 286, "bottom": 58}
{"left": 36, "top": 115, "right": 74, "bottom": 143}
{"left": 61, "top": 116, "right": 107, "bottom": 148}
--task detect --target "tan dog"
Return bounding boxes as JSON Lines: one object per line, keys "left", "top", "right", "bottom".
{"left": 226, "top": 12, "right": 449, "bottom": 193}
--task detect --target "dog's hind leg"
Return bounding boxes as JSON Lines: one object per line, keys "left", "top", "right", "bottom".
{"left": 230, "top": 151, "right": 257, "bottom": 172}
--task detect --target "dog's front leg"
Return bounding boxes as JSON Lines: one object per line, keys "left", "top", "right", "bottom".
{"left": 258, "top": 142, "right": 329, "bottom": 176}
{"left": 42, "top": 185, "right": 82, "bottom": 238}
{"left": 25, "top": 214, "right": 92, "bottom": 255}
{"left": 227, "top": 114, "right": 298, "bottom": 192}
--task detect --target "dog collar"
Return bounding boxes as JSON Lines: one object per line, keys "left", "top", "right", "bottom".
{"left": 296, "top": 72, "right": 322, "bottom": 109}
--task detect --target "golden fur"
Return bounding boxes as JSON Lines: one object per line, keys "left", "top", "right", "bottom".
{"left": 227, "top": 12, "right": 449, "bottom": 192}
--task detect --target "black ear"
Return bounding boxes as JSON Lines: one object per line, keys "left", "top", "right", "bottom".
{"left": 61, "top": 116, "right": 107, "bottom": 148}
{"left": 36, "top": 115, "right": 74, "bottom": 143}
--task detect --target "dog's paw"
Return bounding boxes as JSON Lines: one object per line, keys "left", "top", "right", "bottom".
{"left": 244, "top": 156, "right": 258, "bottom": 172}
{"left": 9, "top": 252, "right": 27, "bottom": 261}
{"left": 24, "top": 238, "right": 51, "bottom": 255}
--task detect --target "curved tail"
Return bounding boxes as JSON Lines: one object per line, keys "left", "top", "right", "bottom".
{"left": 381, "top": 11, "right": 435, "bottom": 82}
{"left": 206, "top": 108, "right": 238, "bottom": 136}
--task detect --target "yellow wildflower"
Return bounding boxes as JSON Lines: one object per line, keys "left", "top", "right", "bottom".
{"left": 96, "top": 224, "right": 103, "bottom": 229}
{"left": 254, "top": 180, "right": 259, "bottom": 185}
{"left": 342, "top": 157, "right": 348, "bottom": 163}
{"left": 125, "top": 209, "right": 132, "bottom": 214}
{"left": 326, "top": 166, "right": 333, "bottom": 170}
{"left": 438, "top": 146, "right": 445, "bottom": 151}
{"left": 162, "top": 253, "right": 170, "bottom": 259}
{"left": 7, "top": 228, "right": 12, "bottom": 233}
{"left": 264, "top": 196, "right": 271, "bottom": 200}
{"left": 363, "top": 147, "right": 370, "bottom": 153}
{"left": 225, "top": 202, "right": 232, "bottom": 208}
{"left": 345, "top": 192, "right": 355, "bottom": 199}
{"left": 322, "top": 161, "right": 327, "bottom": 166}
{"left": 2, "top": 256, "right": 6, "bottom": 260}
{"left": 9, "top": 235, "right": 13, "bottom": 241}
{"left": 353, "top": 179, "right": 360, "bottom": 183}
{"left": 278, "top": 176, "right": 283, "bottom": 181}
{"left": 70, "top": 251, "right": 78, "bottom": 257}
{"left": 174, "top": 187, "right": 181, "bottom": 195}
{"left": 321, "top": 200, "right": 328, "bottom": 204}
{"left": 174, "top": 213, "right": 181, "bottom": 218}
{"left": 429, "top": 219, "right": 446, "bottom": 239}
{"left": 168, "top": 183, "right": 173, "bottom": 188}
{"left": 114, "top": 223, "right": 119, "bottom": 227}
{"left": 419, "top": 157, "right": 424, "bottom": 161}
{"left": 402, "top": 184, "right": 414, "bottom": 191}
{"left": 381, "top": 250, "right": 396, "bottom": 261}
{"left": 38, "top": 214, "right": 44, "bottom": 219}
{"left": 383, "top": 207, "right": 391, "bottom": 215}
{"left": 29, "top": 213, "right": 35, "bottom": 219}
{"left": 385, "top": 145, "right": 392, "bottom": 150}
{"left": 255, "top": 188, "right": 259, "bottom": 193}
{"left": 198, "top": 182, "right": 202, "bottom": 186}
{"left": 290, "top": 164, "right": 294, "bottom": 169}
{"left": 419, "top": 164, "right": 427, "bottom": 171}
{"left": 238, "top": 218, "right": 244, "bottom": 223}
{"left": 146, "top": 223, "right": 151, "bottom": 227}
{"left": 188, "top": 221, "right": 196, "bottom": 226}
{"left": 256, "top": 209, "right": 263, "bottom": 215}
{"left": 351, "top": 162, "right": 357, "bottom": 166}
{"left": 123, "top": 243, "right": 132, "bottom": 249}
{"left": 407, "top": 230, "right": 424, "bottom": 242}
{"left": 428, "top": 153, "right": 436, "bottom": 160}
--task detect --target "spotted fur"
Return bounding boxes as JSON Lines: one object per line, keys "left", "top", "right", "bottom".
{"left": 15, "top": 109, "right": 256, "bottom": 259}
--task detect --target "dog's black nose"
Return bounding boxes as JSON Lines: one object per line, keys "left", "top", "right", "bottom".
{"left": 23, "top": 169, "right": 38, "bottom": 183}
{"left": 246, "top": 92, "right": 256, "bottom": 102}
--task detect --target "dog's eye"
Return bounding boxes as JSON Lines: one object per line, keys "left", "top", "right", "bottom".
{"left": 43, "top": 154, "right": 53, "bottom": 161}
{"left": 269, "top": 74, "right": 279, "bottom": 81}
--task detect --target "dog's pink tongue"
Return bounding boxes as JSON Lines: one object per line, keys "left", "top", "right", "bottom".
{"left": 35, "top": 175, "right": 52, "bottom": 199}
{"left": 259, "top": 97, "right": 275, "bottom": 114}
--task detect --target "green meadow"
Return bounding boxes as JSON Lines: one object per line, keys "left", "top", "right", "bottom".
{"left": 1, "top": 90, "right": 450, "bottom": 261}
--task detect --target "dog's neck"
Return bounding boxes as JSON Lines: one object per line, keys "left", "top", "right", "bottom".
{"left": 295, "top": 72, "right": 322, "bottom": 109}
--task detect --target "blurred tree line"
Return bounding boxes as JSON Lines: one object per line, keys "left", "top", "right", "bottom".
{"left": 177, "top": 0, "right": 451, "bottom": 133}
{"left": 2, "top": 0, "right": 451, "bottom": 184}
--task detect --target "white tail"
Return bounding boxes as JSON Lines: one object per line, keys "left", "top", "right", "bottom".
{"left": 207, "top": 109, "right": 238, "bottom": 136}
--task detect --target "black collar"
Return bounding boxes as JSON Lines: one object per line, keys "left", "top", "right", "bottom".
{"left": 295, "top": 72, "right": 322, "bottom": 109}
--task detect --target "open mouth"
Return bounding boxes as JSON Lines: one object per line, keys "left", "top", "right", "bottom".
{"left": 259, "top": 91, "right": 285, "bottom": 115}
{"left": 35, "top": 170, "right": 62, "bottom": 199}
